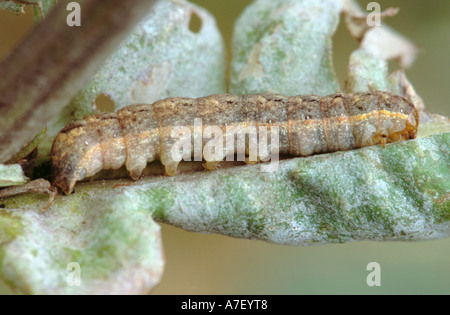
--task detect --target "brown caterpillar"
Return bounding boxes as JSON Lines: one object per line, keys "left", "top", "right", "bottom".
{"left": 51, "top": 91, "right": 418, "bottom": 194}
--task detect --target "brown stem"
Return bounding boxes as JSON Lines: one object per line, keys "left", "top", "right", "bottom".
{"left": 0, "top": 0, "right": 158, "bottom": 162}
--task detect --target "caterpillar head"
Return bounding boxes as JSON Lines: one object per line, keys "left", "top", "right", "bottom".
{"left": 51, "top": 120, "right": 102, "bottom": 194}
{"left": 372, "top": 95, "right": 419, "bottom": 146}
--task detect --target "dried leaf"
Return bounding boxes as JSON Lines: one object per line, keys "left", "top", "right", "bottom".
{"left": 341, "top": 0, "right": 418, "bottom": 68}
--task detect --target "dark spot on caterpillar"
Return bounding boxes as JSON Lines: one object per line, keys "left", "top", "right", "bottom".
{"left": 51, "top": 91, "right": 419, "bottom": 194}
{"left": 0, "top": 204, "right": 5, "bottom": 208}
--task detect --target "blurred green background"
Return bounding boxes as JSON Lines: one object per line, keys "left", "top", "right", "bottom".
{"left": 0, "top": 0, "right": 448, "bottom": 294}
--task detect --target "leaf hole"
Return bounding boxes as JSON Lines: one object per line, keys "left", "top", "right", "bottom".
{"left": 188, "top": 11, "right": 203, "bottom": 33}
{"left": 94, "top": 93, "right": 116, "bottom": 112}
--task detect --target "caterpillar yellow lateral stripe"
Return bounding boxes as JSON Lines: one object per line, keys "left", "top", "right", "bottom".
{"left": 51, "top": 91, "right": 419, "bottom": 194}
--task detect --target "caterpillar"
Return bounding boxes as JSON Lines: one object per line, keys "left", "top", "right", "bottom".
{"left": 51, "top": 91, "right": 419, "bottom": 194}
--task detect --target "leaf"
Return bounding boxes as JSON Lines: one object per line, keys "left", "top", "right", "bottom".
{"left": 0, "top": 192, "right": 164, "bottom": 294}
{"left": 230, "top": 0, "right": 341, "bottom": 96}
{"left": 341, "top": 1, "right": 399, "bottom": 42}
{"left": 345, "top": 48, "right": 389, "bottom": 92}
{"left": 0, "top": 1, "right": 26, "bottom": 15}
{"left": 341, "top": 0, "right": 418, "bottom": 68}
{"left": 0, "top": 164, "right": 29, "bottom": 188}
{"left": 150, "top": 132, "right": 449, "bottom": 245}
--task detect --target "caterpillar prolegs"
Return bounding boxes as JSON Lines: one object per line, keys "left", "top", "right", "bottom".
{"left": 51, "top": 91, "right": 419, "bottom": 194}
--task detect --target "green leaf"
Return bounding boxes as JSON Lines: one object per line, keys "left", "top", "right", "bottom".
{"left": 230, "top": 0, "right": 341, "bottom": 96}
{"left": 0, "top": 193, "right": 164, "bottom": 294}
{"left": 345, "top": 48, "right": 390, "bottom": 92}
{"left": 0, "top": 164, "right": 29, "bottom": 188}
{"left": 139, "top": 133, "right": 450, "bottom": 245}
